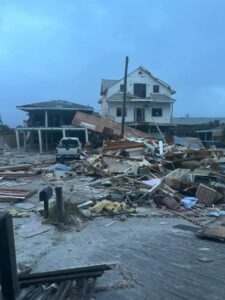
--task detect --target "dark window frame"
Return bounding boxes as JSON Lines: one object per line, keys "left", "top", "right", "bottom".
{"left": 133, "top": 83, "right": 146, "bottom": 98}
{"left": 152, "top": 108, "right": 162, "bottom": 117}
{"left": 134, "top": 108, "right": 145, "bottom": 122}
{"left": 116, "top": 107, "right": 127, "bottom": 117}
{"left": 153, "top": 85, "right": 160, "bottom": 93}
{"left": 120, "top": 84, "right": 124, "bottom": 92}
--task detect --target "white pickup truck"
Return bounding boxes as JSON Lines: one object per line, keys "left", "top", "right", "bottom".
{"left": 56, "top": 137, "right": 82, "bottom": 161}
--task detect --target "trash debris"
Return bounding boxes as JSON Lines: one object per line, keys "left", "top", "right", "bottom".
{"left": 196, "top": 184, "right": 219, "bottom": 206}
{"left": 105, "top": 221, "right": 117, "bottom": 227}
{"left": 196, "top": 257, "right": 213, "bottom": 262}
{"left": 90, "top": 200, "right": 135, "bottom": 215}
{"left": 72, "top": 111, "right": 151, "bottom": 139}
{"left": 162, "top": 196, "right": 180, "bottom": 210}
{"left": 181, "top": 197, "right": 197, "bottom": 209}
{"left": 208, "top": 210, "right": 225, "bottom": 217}
{"left": 9, "top": 210, "right": 29, "bottom": 218}
{"left": 196, "top": 215, "right": 225, "bottom": 242}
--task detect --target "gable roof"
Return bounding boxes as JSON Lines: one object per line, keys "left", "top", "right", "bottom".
{"left": 17, "top": 100, "right": 94, "bottom": 112}
{"left": 100, "top": 66, "right": 176, "bottom": 95}
{"left": 101, "top": 79, "right": 118, "bottom": 95}
{"left": 138, "top": 66, "right": 175, "bottom": 94}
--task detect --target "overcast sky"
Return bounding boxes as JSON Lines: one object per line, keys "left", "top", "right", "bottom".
{"left": 1, "top": 0, "right": 225, "bottom": 126}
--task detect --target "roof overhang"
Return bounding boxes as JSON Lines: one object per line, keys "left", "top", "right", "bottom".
{"left": 16, "top": 106, "right": 93, "bottom": 112}
{"left": 107, "top": 99, "right": 175, "bottom": 103}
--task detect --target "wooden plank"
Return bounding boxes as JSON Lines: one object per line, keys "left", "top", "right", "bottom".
{"left": 0, "top": 188, "right": 37, "bottom": 198}
{"left": 0, "top": 164, "right": 32, "bottom": 171}
{"left": 18, "top": 264, "right": 111, "bottom": 282}
{"left": 72, "top": 111, "right": 152, "bottom": 139}
{"left": 196, "top": 184, "right": 218, "bottom": 206}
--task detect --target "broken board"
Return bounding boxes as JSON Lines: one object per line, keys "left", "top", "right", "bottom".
{"left": 0, "top": 189, "right": 37, "bottom": 202}
{"left": 196, "top": 184, "right": 218, "bottom": 206}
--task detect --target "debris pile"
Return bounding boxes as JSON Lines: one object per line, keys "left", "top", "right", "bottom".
{"left": 1, "top": 136, "right": 225, "bottom": 239}
{"left": 1, "top": 134, "right": 225, "bottom": 300}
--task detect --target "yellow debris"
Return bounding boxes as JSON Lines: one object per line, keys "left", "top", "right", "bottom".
{"left": 9, "top": 210, "right": 29, "bottom": 218}
{"left": 90, "top": 200, "right": 134, "bottom": 214}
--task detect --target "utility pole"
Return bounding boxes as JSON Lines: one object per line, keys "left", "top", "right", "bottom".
{"left": 121, "top": 56, "right": 129, "bottom": 138}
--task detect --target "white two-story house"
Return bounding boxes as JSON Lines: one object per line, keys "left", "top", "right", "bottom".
{"left": 99, "top": 66, "right": 176, "bottom": 133}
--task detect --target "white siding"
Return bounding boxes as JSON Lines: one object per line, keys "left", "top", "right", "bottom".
{"left": 108, "top": 102, "right": 172, "bottom": 124}
{"left": 100, "top": 97, "right": 108, "bottom": 116}
{"left": 107, "top": 68, "right": 171, "bottom": 98}
{"left": 100, "top": 67, "right": 175, "bottom": 125}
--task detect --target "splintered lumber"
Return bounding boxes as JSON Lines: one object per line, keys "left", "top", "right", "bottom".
{"left": 0, "top": 172, "right": 39, "bottom": 178}
{"left": 124, "top": 175, "right": 181, "bottom": 200}
{"left": 168, "top": 209, "right": 203, "bottom": 227}
{"left": 18, "top": 264, "right": 112, "bottom": 287}
{"left": 0, "top": 164, "right": 32, "bottom": 171}
{"left": 103, "top": 140, "right": 146, "bottom": 151}
{"left": 165, "top": 168, "right": 190, "bottom": 187}
{"left": 77, "top": 172, "right": 131, "bottom": 188}
{"left": 196, "top": 215, "right": 225, "bottom": 241}
{"left": 0, "top": 189, "right": 37, "bottom": 202}
{"left": 103, "top": 154, "right": 142, "bottom": 162}
{"left": 72, "top": 111, "right": 152, "bottom": 139}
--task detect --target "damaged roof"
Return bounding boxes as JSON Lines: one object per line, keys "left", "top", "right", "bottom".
{"left": 17, "top": 100, "right": 94, "bottom": 111}
{"left": 72, "top": 111, "right": 153, "bottom": 139}
{"left": 101, "top": 80, "right": 118, "bottom": 95}
{"left": 138, "top": 66, "right": 175, "bottom": 94}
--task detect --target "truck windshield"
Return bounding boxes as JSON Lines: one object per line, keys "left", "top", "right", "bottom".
{"left": 60, "top": 140, "right": 79, "bottom": 148}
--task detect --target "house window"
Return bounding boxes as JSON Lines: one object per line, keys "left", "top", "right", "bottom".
{"left": 153, "top": 85, "right": 160, "bottom": 93}
{"left": 120, "top": 84, "right": 124, "bottom": 92}
{"left": 116, "top": 108, "right": 127, "bottom": 117}
{"left": 134, "top": 108, "right": 145, "bottom": 122}
{"left": 134, "top": 83, "right": 146, "bottom": 98}
{"left": 152, "top": 108, "right": 162, "bottom": 117}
